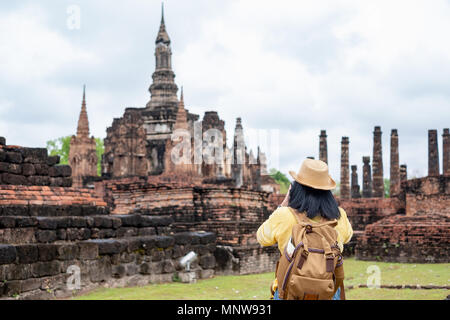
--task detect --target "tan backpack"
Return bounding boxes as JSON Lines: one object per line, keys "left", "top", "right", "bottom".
{"left": 275, "top": 207, "right": 345, "bottom": 300}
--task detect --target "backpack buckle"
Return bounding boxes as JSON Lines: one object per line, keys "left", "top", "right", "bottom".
{"left": 305, "top": 224, "right": 313, "bottom": 233}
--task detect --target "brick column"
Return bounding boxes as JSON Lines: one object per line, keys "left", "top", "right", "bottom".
{"left": 400, "top": 164, "right": 407, "bottom": 182}
{"left": 319, "top": 130, "right": 328, "bottom": 164}
{"left": 390, "top": 129, "right": 400, "bottom": 197}
{"left": 340, "top": 137, "right": 350, "bottom": 199}
{"left": 362, "top": 156, "right": 372, "bottom": 198}
{"left": 351, "top": 165, "right": 361, "bottom": 198}
{"left": 443, "top": 128, "right": 449, "bottom": 176}
{"left": 372, "top": 126, "right": 384, "bottom": 198}
{"left": 428, "top": 129, "right": 439, "bottom": 176}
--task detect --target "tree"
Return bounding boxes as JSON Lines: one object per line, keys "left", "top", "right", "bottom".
{"left": 46, "top": 136, "right": 71, "bottom": 165}
{"left": 269, "top": 169, "right": 291, "bottom": 194}
{"left": 94, "top": 138, "right": 104, "bottom": 176}
{"left": 384, "top": 178, "right": 390, "bottom": 198}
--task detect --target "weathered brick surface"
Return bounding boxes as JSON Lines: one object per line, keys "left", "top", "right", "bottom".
{"left": 0, "top": 229, "right": 217, "bottom": 299}
{"left": 356, "top": 213, "right": 450, "bottom": 263}
{"left": 428, "top": 130, "right": 439, "bottom": 176}
{"left": 390, "top": 129, "right": 400, "bottom": 197}
{"left": 0, "top": 139, "right": 71, "bottom": 187}
{"left": 319, "top": 130, "right": 328, "bottom": 164}
{"left": 338, "top": 197, "right": 405, "bottom": 231}
{"left": 362, "top": 156, "right": 372, "bottom": 198}
{"left": 0, "top": 185, "right": 107, "bottom": 209}
{"left": 340, "top": 137, "right": 350, "bottom": 199}
{"left": 372, "top": 126, "right": 384, "bottom": 198}
{"left": 349, "top": 175, "right": 449, "bottom": 263}
{"left": 403, "top": 176, "right": 450, "bottom": 216}
{"left": 214, "top": 244, "right": 279, "bottom": 275}
{"left": 443, "top": 129, "right": 450, "bottom": 176}
{"left": 98, "top": 177, "right": 271, "bottom": 221}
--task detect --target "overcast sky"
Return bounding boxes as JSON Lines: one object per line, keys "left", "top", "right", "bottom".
{"left": 1, "top": 0, "right": 449, "bottom": 182}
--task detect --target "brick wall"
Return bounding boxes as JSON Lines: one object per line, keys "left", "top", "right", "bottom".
{"left": 0, "top": 184, "right": 217, "bottom": 299}
{"left": 338, "top": 197, "right": 405, "bottom": 231}
{"left": 354, "top": 175, "right": 449, "bottom": 263}
{"left": 355, "top": 213, "right": 450, "bottom": 263}
{"left": 0, "top": 137, "right": 71, "bottom": 187}
{"left": 403, "top": 175, "right": 450, "bottom": 216}
{"left": 97, "top": 176, "right": 279, "bottom": 275}
{"left": 214, "top": 245, "right": 279, "bottom": 275}
{"left": 0, "top": 231, "right": 217, "bottom": 299}
{"left": 98, "top": 176, "right": 272, "bottom": 223}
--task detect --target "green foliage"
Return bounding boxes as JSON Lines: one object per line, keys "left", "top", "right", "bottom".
{"left": 94, "top": 138, "right": 104, "bottom": 176}
{"left": 46, "top": 136, "right": 105, "bottom": 176}
{"left": 384, "top": 178, "right": 390, "bottom": 198}
{"left": 269, "top": 169, "right": 291, "bottom": 194}
{"left": 46, "top": 136, "right": 71, "bottom": 164}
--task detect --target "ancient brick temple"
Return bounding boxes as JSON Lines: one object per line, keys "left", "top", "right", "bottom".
{"left": 99, "top": 10, "right": 270, "bottom": 191}
{"left": 95, "top": 9, "right": 279, "bottom": 272}
{"left": 0, "top": 8, "right": 281, "bottom": 300}
{"left": 325, "top": 127, "right": 450, "bottom": 262}
{"left": 69, "top": 86, "right": 98, "bottom": 188}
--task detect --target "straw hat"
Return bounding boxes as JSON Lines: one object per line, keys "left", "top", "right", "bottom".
{"left": 289, "top": 158, "right": 336, "bottom": 190}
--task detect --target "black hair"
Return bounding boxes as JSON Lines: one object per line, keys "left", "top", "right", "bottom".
{"left": 288, "top": 181, "right": 340, "bottom": 220}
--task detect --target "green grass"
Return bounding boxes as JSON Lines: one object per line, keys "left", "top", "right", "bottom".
{"left": 75, "top": 258, "right": 450, "bottom": 300}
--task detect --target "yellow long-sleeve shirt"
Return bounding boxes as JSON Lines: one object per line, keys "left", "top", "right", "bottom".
{"left": 256, "top": 206, "right": 353, "bottom": 295}
{"left": 257, "top": 206, "right": 353, "bottom": 255}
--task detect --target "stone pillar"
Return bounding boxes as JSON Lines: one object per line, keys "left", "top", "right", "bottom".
{"left": 362, "top": 156, "right": 372, "bottom": 198}
{"left": 390, "top": 129, "right": 400, "bottom": 197}
{"left": 319, "top": 130, "right": 328, "bottom": 164}
{"left": 232, "top": 118, "right": 245, "bottom": 188}
{"left": 400, "top": 164, "right": 407, "bottom": 182}
{"left": 443, "top": 128, "right": 449, "bottom": 176}
{"left": 351, "top": 165, "right": 361, "bottom": 198}
{"left": 372, "top": 126, "right": 384, "bottom": 198}
{"left": 340, "top": 137, "right": 350, "bottom": 199}
{"left": 428, "top": 130, "right": 439, "bottom": 176}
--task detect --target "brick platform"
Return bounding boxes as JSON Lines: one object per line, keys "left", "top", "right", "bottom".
{"left": 338, "top": 197, "right": 405, "bottom": 231}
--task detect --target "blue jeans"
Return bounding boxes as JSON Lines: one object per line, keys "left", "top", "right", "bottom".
{"left": 274, "top": 288, "right": 341, "bottom": 300}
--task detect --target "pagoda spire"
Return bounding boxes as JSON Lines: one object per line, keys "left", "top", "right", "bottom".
{"left": 180, "top": 86, "right": 184, "bottom": 104}
{"left": 147, "top": 3, "right": 178, "bottom": 109}
{"left": 156, "top": 2, "right": 170, "bottom": 45}
{"left": 76, "top": 85, "right": 90, "bottom": 138}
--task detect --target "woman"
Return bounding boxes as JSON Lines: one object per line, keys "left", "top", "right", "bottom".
{"left": 256, "top": 158, "right": 353, "bottom": 300}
